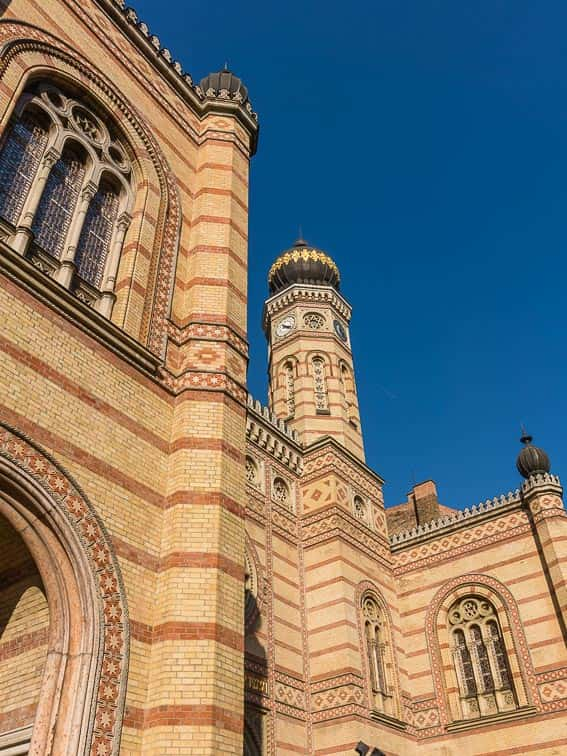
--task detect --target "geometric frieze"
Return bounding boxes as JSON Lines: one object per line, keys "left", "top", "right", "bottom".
{"left": 394, "top": 510, "right": 531, "bottom": 574}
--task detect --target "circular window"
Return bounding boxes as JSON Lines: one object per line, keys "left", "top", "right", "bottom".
{"left": 303, "top": 312, "right": 325, "bottom": 330}
{"left": 72, "top": 106, "right": 102, "bottom": 143}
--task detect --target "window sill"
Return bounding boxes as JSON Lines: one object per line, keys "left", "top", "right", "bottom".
{"left": 446, "top": 705, "right": 537, "bottom": 733}
{"left": 369, "top": 709, "right": 407, "bottom": 731}
{"left": 0, "top": 240, "right": 162, "bottom": 376}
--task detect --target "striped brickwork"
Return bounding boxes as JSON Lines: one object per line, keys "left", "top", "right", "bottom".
{"left": 0, "top": 0, "right": 256, "bottom": 754}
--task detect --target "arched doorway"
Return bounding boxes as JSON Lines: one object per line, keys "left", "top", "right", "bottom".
{"left": 0, "top": 516, "right": 49, "bottom": 752}
{"left": 0, "top": 424, "right": 129, "bottom": 755}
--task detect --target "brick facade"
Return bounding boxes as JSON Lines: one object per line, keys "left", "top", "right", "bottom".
{"left": 0, "top": 1, "right": 565, "bottom": 755}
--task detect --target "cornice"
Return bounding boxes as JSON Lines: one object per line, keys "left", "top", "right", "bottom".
{"left": 96, "top": 0, "right": 259, "bottom": 153}
{"left": 302, "top": 435, "right": 384, "bottom": 489}
{"left": 262, "top": 284, "right": 352, "bottom": 332}
{"left": 246, "top": 394, "right": 303, "bottom": 474}
{"left": 390, "top": 487, "right": 525, "bottom": 550}
{"left": 0, "top": 240, "right": 162, "bottom": 376}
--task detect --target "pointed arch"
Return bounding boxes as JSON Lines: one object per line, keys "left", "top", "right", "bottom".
{"left": 0, "top": 422, "right": 129, "bottom": 755}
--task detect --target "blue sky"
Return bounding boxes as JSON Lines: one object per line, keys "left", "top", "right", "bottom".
{"left": 133, "top": 0, "right": 567, "bottom": 509}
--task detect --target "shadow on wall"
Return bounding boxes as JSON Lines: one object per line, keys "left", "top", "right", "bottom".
{"left": 0, "top": 0, "right": 13, "bottom": 18}
{"left": 245, "top": 591, "right": 267, "bottom": 755}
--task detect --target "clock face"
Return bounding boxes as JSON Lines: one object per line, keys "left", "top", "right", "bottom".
{"left": 333, "top": 319, "right": 348, "bottom": 343}
{"left": 276, "top": 315, "right": 295, "bottom": 338}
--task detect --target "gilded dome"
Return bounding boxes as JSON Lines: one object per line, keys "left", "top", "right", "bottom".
{"left": 268, "top": 239, "right": 340, "bottom": 294}
{"left": 516, "top": 432, "right": 551, "bottom": 479}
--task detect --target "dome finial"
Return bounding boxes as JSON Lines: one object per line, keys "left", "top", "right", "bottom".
{"left": 516, "top": 428, "right": 551, "bottom": 479}
{"left": 520, "top": 424, "right": 532, "bottom": 445}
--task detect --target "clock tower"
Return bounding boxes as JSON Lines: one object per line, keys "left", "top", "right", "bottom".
{"left": 263, "top": 239, "right": 365, "bottom": 460}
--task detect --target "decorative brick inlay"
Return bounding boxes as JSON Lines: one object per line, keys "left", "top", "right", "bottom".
{"left": 0, "top": 423, "right": 128, "bottom": 756}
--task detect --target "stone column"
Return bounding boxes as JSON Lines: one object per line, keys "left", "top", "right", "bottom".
{"left": 12, "top": 147, "right": 60, "bottom": 255}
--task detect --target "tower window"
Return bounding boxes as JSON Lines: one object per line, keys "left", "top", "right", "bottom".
{"left": 311, "top": 356, "right": 329, "bottom": 413}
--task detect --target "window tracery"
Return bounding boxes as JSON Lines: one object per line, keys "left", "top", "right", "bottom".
{"left": 272, "top": 476, "right": 293, "bottom": 511}
{"left": 303, "top": 311, "right": 325, "bottom": 330}
{"left": 0, "top": 81, "right": 133, "bottom": 316}
{"left": 283, "top": 361, "right": 295, "bottom": 418}
{"left": 448, "top": 596, "right": 516, "bottom": 719}
{"left": 362, "top": 594, "right": 391, "bottom": 713}
{"left": 311, "top": 356, "right": 329, "bottom": 412}
{"left": 353, "top": 494, "right": 369, "bottom": 525}
{"left": 245, "top": 456, "right": 259, "bottom": 487}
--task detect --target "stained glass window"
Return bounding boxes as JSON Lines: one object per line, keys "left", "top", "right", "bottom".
{"left": 75, "top": 179, "right": 120, "bottom": 287}
{"left": 470, "top": 625, "right": 494, "bottom": 692}
{"left": 454, "top": 629, "right": 477, "bottom": 697}
{"left": 448, "top": 595, "right": 516, "bottom": 718}
{"left": 0, "top": 111, "right": 48, "bottom": 224}
{"left": 32, "top": 144, "right": 85, "bottom": 258}
{"left": 488, "top": 620, "right": 511, "bottom": 689}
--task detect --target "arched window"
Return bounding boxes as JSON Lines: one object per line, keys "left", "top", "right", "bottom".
{"left": 32, "top": 143, "right": 85, "bottom": 258}
{"left": 282, "top": 361, "right": 295, "bottom": 418}
{"left": 362, "top": 594, "right": 391, "bottom": 714}
{"left": 75, "top": 175, "right": 120, "bottom": 287}
{"left": 0, "top": 109, "right": 49, "bottom": 224}
{"left": 0, "top": 81, "right": 133, "bottom": 316}
{"left": 339, "top": 362, "right": 358, "bottom": 426}
{"left": 448, "top": 596, "right": 516, "bottom": 719}
{"left": 311, "top": 355, "right": 329, "bottom": 413}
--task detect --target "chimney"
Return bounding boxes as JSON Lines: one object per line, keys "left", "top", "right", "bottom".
{"left": 408, "top": 480, "right": 440, "bottom": 525}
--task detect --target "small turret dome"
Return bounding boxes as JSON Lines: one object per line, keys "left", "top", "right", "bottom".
{"left": 199, "top": 66, "right": 249, "bottom": 104}
{"left": 268, "top": 238, "right": 340, "bottom": 294}
{"left": 516, "top": 431, "right": 551, "bottom": 479}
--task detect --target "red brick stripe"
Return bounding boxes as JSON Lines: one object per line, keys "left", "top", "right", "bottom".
{"left": 0, "top": 703, "right": 36, "bottom": 732}
{"left": 130, "top": 620, "right": 242, "bottom": 651}
{"left": 0, "top": 626, "right": 48, "bottom": 661}
{"left": 124, "top": 704, "right": 242, "bottom": 732}
{"left": 112, "top": 538, "right": 243, "bottom": 579}
{"left": 1, "top": 275, "right": 166, "bottom": 399}
{"left": 0, "top": 335, "right": 169, "bottom": 452}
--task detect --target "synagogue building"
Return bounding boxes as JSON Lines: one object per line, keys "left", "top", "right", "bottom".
{"left": 0, "top": 1, "right": 565, "bottom": 754}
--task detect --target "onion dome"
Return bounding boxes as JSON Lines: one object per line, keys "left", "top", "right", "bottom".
{"left": 516, "top": 431, "right": 551, "bottom": 479}
{"left": 199, "top": 65, "right": 249, "bottom": 104}
{"left": 268, "top": 238, "right": 340, "bottom": 294}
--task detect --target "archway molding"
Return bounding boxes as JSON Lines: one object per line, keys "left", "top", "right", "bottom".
{"left": 0, "top": 421, "right": 129, "bottom": 756}
{"left": 0, "top": 21, "right": 182, "bottom": 355}
{"left": 425, "top": 573, "right": 538, "bottom": 726}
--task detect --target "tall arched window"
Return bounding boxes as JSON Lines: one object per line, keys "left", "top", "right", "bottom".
{"left": 0, "top": 81, "right": 133, "bottom": 316}
{"left": 448, "top": 596, "right": 516, "bottom": 719}
{"left": 0, "top": 109, "right": 49, "bottom": 224}
{"left": 31, "top": 143, "right": 85, "bottom": 258}
{"left": 362, "top": 594, "right": 391, "bottom": 713}
{"left": 311, "top": 356, "right": 329, "bottom": 413}
{"left": 282, "top": 361, "right": 295, "bottom": 418}
{"left": 75, "top": 175, "right": 120, "bottom": 287}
